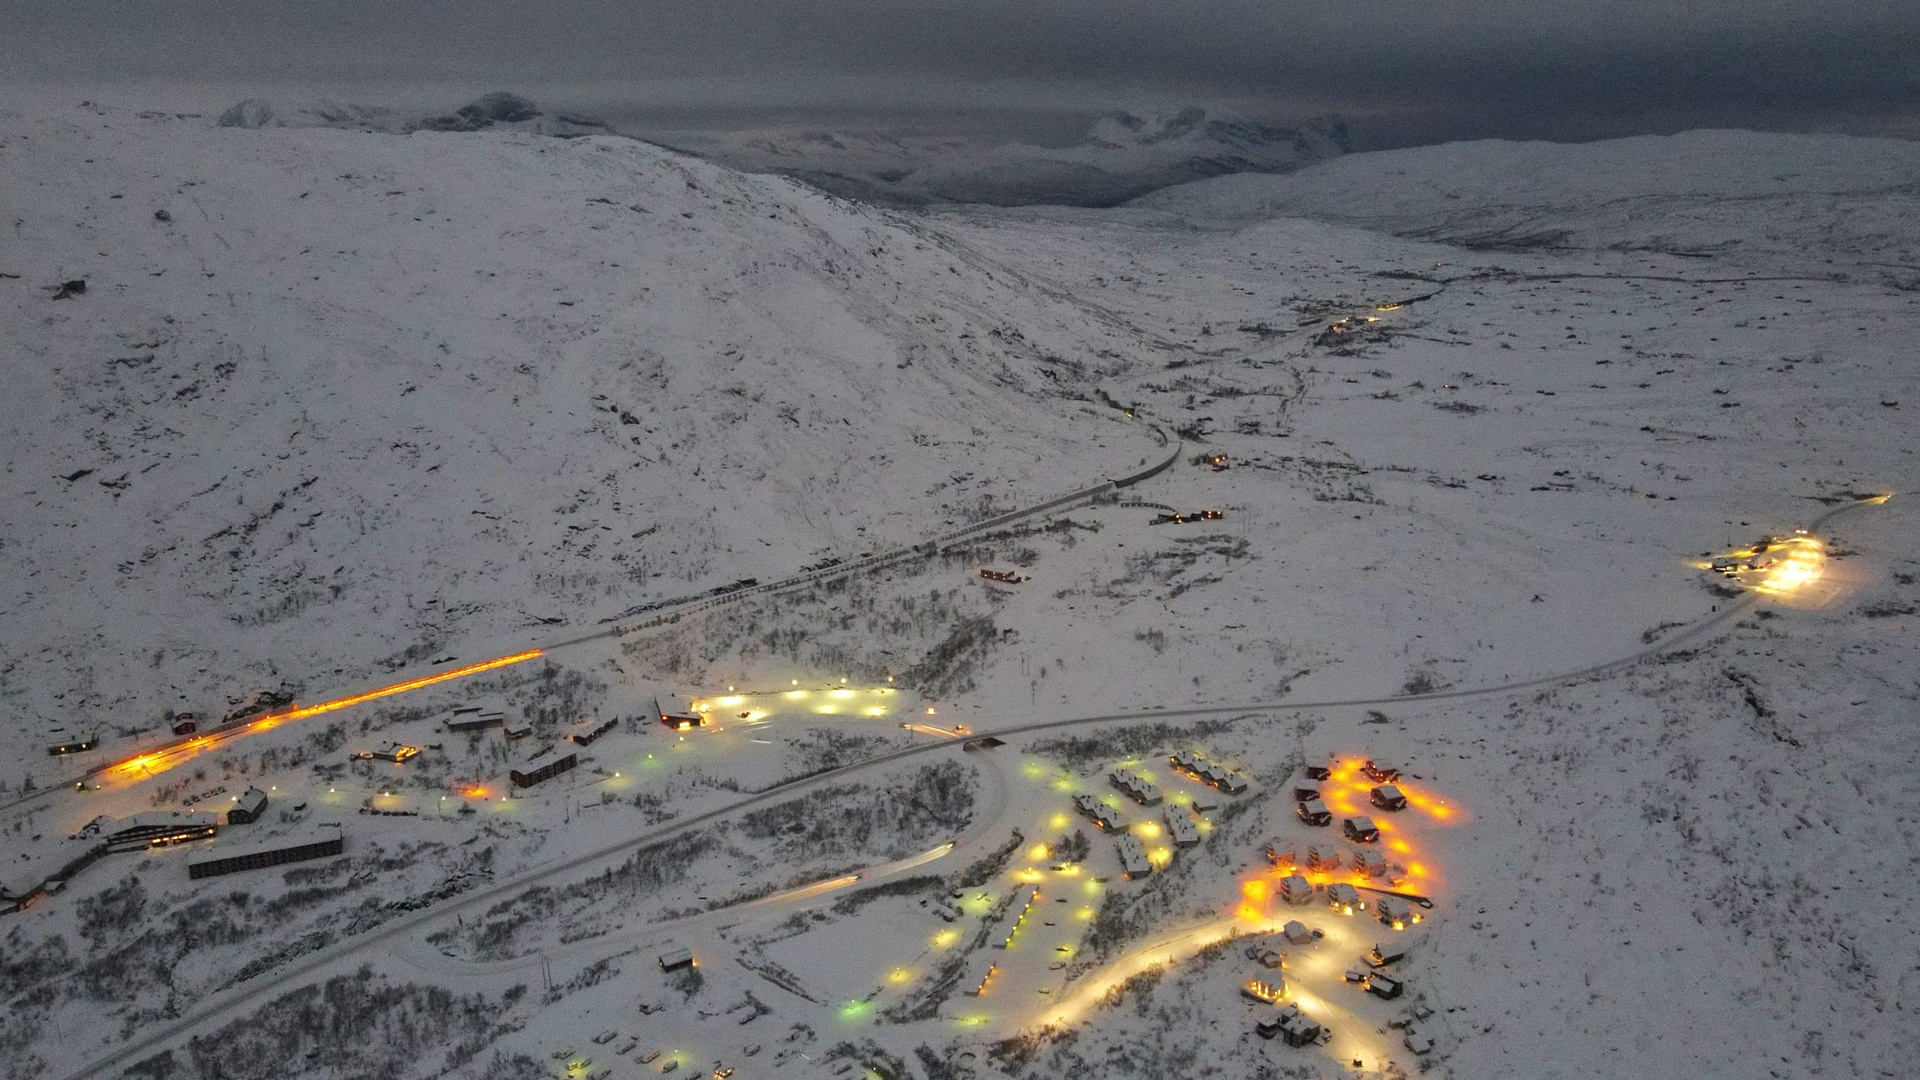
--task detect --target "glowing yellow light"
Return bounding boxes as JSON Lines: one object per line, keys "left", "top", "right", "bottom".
{"left": 887, "top": 967, "right": 913, "bottom": 984}
{"left": 280, "top": 650, "right": 544, "bottom": 722}
{"left": 1029, "top": 844, "right": 1051, "bottom": 861}
{"left": 1049, "top": 812, "right": 1070, "bottom": 830}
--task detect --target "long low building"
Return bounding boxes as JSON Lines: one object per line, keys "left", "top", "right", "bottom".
{"left": 1116, "top": 834, "right": 1154, "bottom": 879}
{"left": 187, "top": 825, "right": 344, "bottom": 879}
{"left": 510, "top": 746, "right": 578, "bottom": 788}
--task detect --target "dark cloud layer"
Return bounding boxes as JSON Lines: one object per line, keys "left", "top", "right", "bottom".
{"left": 5, "top": 1, "right": 1917, "bottom": 145}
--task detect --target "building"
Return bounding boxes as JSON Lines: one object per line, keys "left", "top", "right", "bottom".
{"left": 1072, "top": 793, "right": 1127, "bottom": 832}
{"left": 1279, "top": 874, "right": 1315, "bottom": 906}
{"left": 169, "top": 712, "right": 200, "bottom": 736}
{"left": 78, "top": 811, "right": 221, "bottom": 853}
{"left": 371, "top": 742, "right": 420, "bottom": 764}
{"left": 1256, "top": 1005, "right": 1321, "bottom": 1047}
{"left": 1353, "top": 850, "right": 1388, "bottom": 879}
{"left": 1296, "top": 800, "right": 1332, "bottom": 826}
{"left": 1361, "top": 759, "right": 1401, "bottom": 783}
{"left": 1241, "top": 978, "right": 1284, "bottom": 1004}
{"left": 1108, "top": 769, "right": 1163, "bottom": 806}
{"left": 445, "top": 707, "right": 506, "bottom": 734}
{"left": 1163, "top": 808, "right": 1200, "bottom": 847}
{"left": 510, "top": 746, "right": 578, "bottom": 788}
{"left": 1280, "top": 1014, "right": 1324, "bottom": 1047}
{"left": 657, "top": 946, "right": 696, "bottom": 972}
{"left": 47, "top": 732, "right": 98, "bottom": 756}
{"left": 187, "top": 825, "right": 343, "bottom": 880}
{"left": 1326, "top": 883, "right": 1362, "bottom": 915}
{"left": 1305, "top": 843, "right": 1342, "bottom": 872}
{"left": 1263, "top": 840, "right": 1297, "bottom": 869}
{"left": 503, "top": 720, "right": 532, "bottom": 740}
{"left": 1370, "top": 784, "right": 1408, "bottom": 811}
{"left": 1342, "top": 816, "right": 1381, "bottom": 844}
{"left": 1376, "top": 897, "right": 1421, "bottom": 931}
{"left": 1369, "top": 930, "right": 1425, "bottom": 966}
{"left": 1366, "top": 973, "right": 1405, "bottom": 1000}
{"left": 1282, "top": 919, "right": 1314, "bottom": 945}
{"left": 226, "top": 786, "right": 269, "bottom": 825}
{"left": 656, "top": 694, "right": 703, "bottom": 730}
{"left": 571, "top": 716, "right": 618, "bottom": 746}
{"left": 1115, "top": 834, "right": 1153, "bottom": 878}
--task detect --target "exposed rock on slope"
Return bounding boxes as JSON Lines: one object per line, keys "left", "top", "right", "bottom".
{"left": 218, "top": 91, "right": 609, "bottom": 138}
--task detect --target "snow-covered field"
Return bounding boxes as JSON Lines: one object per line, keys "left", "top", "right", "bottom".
{"left": 2, "top": 106, "right": 1916, "bottom": 1080}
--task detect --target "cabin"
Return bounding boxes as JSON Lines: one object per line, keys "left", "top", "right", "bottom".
{"left": 656, "top": 694, "right": 703, "bottom": 730}
{"left": 1353, "top": 850, "right": 1388, "bottom": 879}
{"left": 1366, "top": 973, "right": 1405, "bottom": 1000}
{"left": 1375, "top": 897, "right": 1421, "bottom": 931}
{"left": 1361, "top": 760, "right": 1401, "bottom": 783}
{"left": 1263, "top": 840, "right": 1297, "bottom": 869}
{"left": 1370, "top": 784, "right": 1408, "bottom": 811}
{"left": 47, "top": 732, "right": 99, "bottom": 756}
{"left": 657, "top": 946, "right": 696, "bottom": 972}
{"left": 1326, "top": 883, "right": 1362, "bottom": 914}
{"left": 1282, "top": 920, "right": 1314, "bottom": 945}
{"left": 1279, "top": 874, "right": 1315, "bottom": 906}
{"left": 1305, "top": 843, "right": 1342, "bottom": 872}
{"left": 1296, "top": 800, "right": 1332, "bottom": 826}
{"left": 226, "top": 787, "right": 269, "bottom": 826}
{"left": 371, "top": 742, "right": 420, "bottom": 764}
{"left": 1342, "top": 816, "right": 1381, "bottom": 843}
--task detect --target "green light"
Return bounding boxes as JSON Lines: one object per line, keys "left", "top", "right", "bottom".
{"left": 839, "top": 1000, "right": 871, "bottom": 1020}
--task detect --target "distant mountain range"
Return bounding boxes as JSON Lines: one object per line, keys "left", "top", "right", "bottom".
{"left": 659, "top": 107, "right": 1350, "bottom": 208}
{"left": 213, "top": 96, "right": 1345, "bottom": 208}
{"left": 217, "top": 91, "right": 611, "bottom": 139}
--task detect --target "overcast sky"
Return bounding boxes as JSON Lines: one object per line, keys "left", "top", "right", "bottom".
{"left": 6, "top": 0, "right": 1918, "bottom": 147}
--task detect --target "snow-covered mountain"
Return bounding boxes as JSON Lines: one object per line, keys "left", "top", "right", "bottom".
{"left": 658, "top": 107, "right": 1348, "bottom": 207}
{"left": 1132, "top": 128, "right": 1920, "bottom": 274}
{"left": 0, "top": 102, "right": 1159, "bottom": 741}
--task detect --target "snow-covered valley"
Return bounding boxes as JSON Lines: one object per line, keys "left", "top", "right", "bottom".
{"left": 2, "top": 106, "right": 1916, "bottom": 1080}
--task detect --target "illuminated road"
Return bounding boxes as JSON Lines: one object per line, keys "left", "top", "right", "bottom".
{"left": 44, "top": 493, "right": 1894, "bottom": 1080}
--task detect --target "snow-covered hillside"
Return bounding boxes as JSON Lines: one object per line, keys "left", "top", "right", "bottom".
{"left": 0, "top": 102, "right": 1158, "bottom": 755}
{"left": 1134, "top": 128, "right": 1920, "bottom": 275}
{"left": 659, "top": 107, "right": 1348, "bottom": 207}
{"left": 2, "top": 110, "right": 1918, "bottom": 1080}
